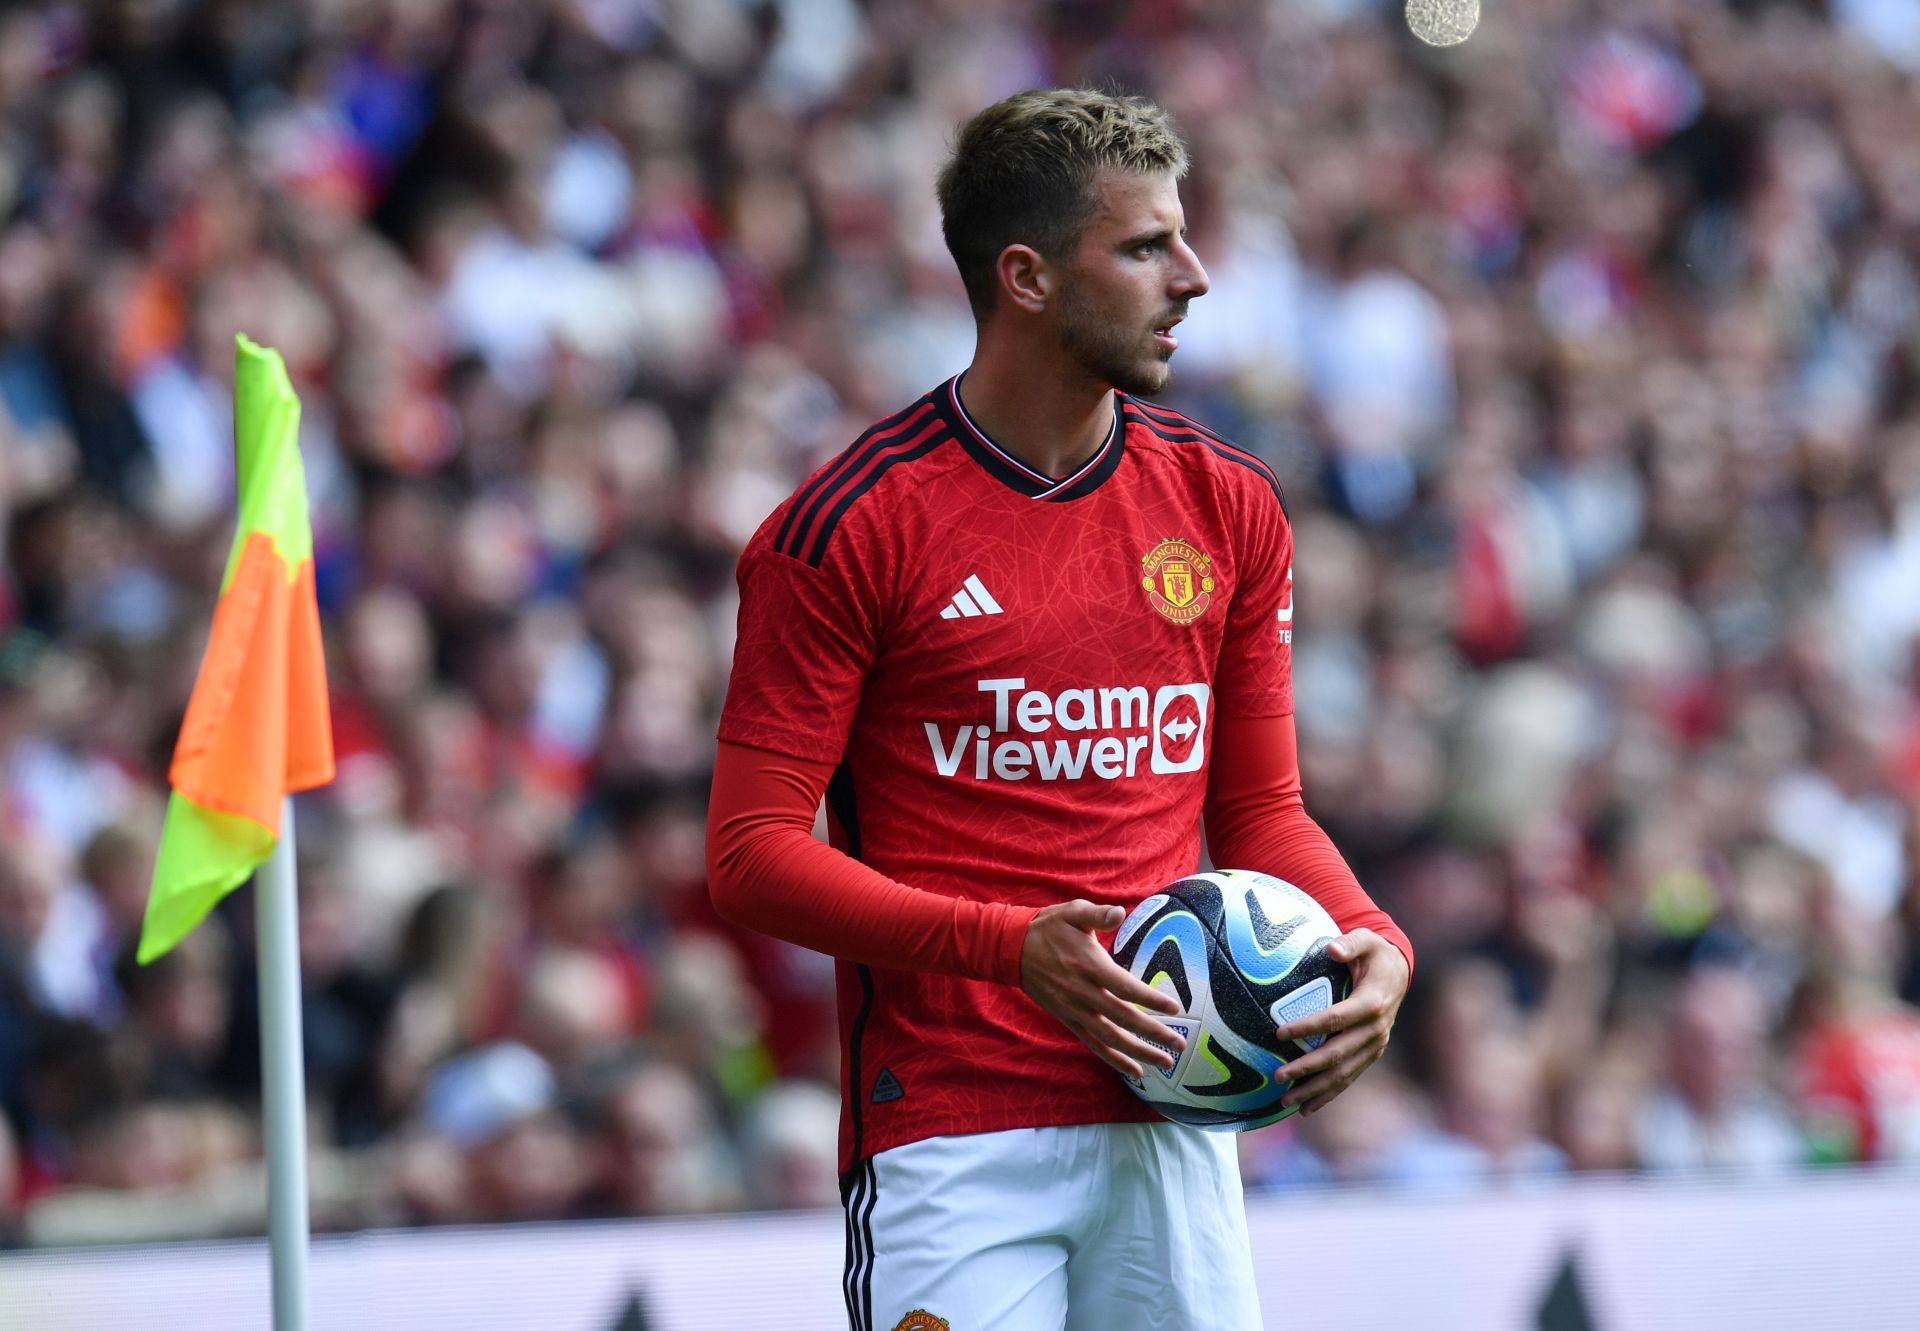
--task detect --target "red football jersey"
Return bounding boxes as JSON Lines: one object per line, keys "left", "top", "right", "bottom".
{"left": 718, "top": 376, "right": 1296, "bottom": 1169}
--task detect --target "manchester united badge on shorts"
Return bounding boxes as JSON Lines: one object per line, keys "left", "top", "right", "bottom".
{"left": 891, "top": 1312, "right": 950, "bottom": 1331}
{"left": 1141, "top": 538, "right": 1215, "bottom": 625}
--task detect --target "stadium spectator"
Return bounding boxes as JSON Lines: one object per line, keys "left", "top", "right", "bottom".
{"left": 1552, "top": 1061, "right": 1648, "bottom": 1175}
{"left": 576, "top": 1048, "right": 742, "bottom": 1217}
{"left": 1793, "top": 900, "right": 1920, "bottom": 1163}
{"left": 419, "top": 1040, "right": 584, "bottom": 1224}
{"left": 737, "top": 1077, "right": 840, "bottom": 1210}
{"left": 1381, "top": 1031, "right": 1569, "bottom": 1187}
{"left": 112, "top": 924, "right": 238, "bottom": 1102}
{"left": 1635, "top": 967, "right": 1805, "bottom": 1175}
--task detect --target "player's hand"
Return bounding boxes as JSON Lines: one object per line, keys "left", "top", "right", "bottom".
{"left": 1272, "top": 928, "right": 1410, "bottom": 1116}
{"left": 1020, "top": 899, "right": 1186, "bottom": 1082}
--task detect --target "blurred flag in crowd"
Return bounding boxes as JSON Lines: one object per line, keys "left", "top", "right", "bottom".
{"left": 137, "top": 335, "right": 334, "bottom": 962}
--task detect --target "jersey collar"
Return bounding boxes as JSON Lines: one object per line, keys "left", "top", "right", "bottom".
{"left": 938, "top": 375, "right": 1125, "bottom": 502}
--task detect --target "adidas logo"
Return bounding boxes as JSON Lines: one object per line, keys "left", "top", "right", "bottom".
{"left": 871, "top": 1068, "right": 904, "bottom": 1104}
{"left": 939, "top": 574, "right": 1003, "bottom": 620}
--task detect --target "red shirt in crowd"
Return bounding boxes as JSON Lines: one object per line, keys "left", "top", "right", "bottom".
{"left": 1798, "top": 1009, "right": 1920, "bottom": 1163}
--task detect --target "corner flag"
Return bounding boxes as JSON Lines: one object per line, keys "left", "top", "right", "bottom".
{"left": 138, "top": 335, "right": 335, "bottom": 963}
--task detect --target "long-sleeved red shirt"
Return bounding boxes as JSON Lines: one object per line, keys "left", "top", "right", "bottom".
{"left": 710, "top": 379, "right": 1411, "bottom": 1170}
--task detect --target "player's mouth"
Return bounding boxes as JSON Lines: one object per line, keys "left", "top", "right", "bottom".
{"left": 1151, "top": 315, "right": 1182, "bottom": 352}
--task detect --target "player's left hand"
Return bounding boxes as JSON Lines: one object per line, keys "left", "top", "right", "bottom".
{"left": 1271, "top": 928, "right": 1410, "bottom": 1116}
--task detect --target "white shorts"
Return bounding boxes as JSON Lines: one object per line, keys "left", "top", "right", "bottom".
{"left": 841, "top": 1122, "right": 1263, "bottom": 1331}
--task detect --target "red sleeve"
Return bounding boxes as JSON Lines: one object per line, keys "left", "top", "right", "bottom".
{"left": 1204, "top": 712, "right": 1414, "bottom": 973}
{"left": 717, "top": 539, "right": 880, "bottom": 766}
{"left": 1214, "top": 480, "right": 1294, "bottom": 720}
{"left": 705, "top": 739, "right": 1040, "bottom": 984}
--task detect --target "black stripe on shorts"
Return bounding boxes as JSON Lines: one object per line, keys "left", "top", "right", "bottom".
{"left": 841, "top": 1159, "right": 877, "bottom": 1330}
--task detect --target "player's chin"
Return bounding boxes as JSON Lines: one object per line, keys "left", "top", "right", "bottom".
{"left": 1124, "top": 355, "right": 1174, "bottom": 398}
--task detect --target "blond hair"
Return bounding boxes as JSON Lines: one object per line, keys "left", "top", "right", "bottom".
{"left": 937, "top": 88, "right": 1189, "bottom": 320}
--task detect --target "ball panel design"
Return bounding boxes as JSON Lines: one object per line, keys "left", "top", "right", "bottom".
{"left": 1139, "top": 935, "right": 1195, "bottom": 1011}
{"left": 1215, "top": 878, "right": 1341, "bottom": 987}
{"left": 1264, "top": 936, "right": 1351, "bottom": 1054}
{"left": 1270, "top": 975, "right": 1335, "bottom": 1054}
{"left": 1158, "top": 873, "right": 1228, "bottom": 933}
{"left": 1246, "top": 889, "right": 1306, "bottom": 953}
{"left": 1199, "top": 924, "right": 1285, "bottom": 1060}
{"left": 1112, "top": 893, "right": 1170, "bottom": 954}
{"left": 1113, "top": 900, "right": 1210, "bottom": 1014}
{"left": 1184, "top": 1027, "right": 1272, "bottom": 1102}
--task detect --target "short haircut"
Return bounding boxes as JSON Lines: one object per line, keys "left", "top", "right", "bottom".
{"left": 937, "top": 88, "right": 1189, "bottom": 321}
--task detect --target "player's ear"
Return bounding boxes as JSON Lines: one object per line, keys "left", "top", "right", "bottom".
{"left": 996, "top": 244, "right": 1051, "bottom": 315}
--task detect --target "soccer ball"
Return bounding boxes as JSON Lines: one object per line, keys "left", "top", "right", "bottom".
{"left": 1110, "top": 869, "right": 1351, "bottom": 1130}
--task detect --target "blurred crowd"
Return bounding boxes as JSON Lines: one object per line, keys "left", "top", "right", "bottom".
{"left": 4, "top": 0, "right": 1920, "bottom": 1245}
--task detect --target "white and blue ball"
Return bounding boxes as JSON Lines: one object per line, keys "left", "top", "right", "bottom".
{"left": 1110, "top": 870, "right": 1351, "bottom": 1130}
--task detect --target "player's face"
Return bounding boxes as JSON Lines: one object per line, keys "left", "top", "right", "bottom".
{"left": 1053, "top": 170, "right": 1209, "bottom": 397}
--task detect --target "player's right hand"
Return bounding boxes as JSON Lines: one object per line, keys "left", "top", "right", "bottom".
{"left": 1019, "top": 899, "right": 1186, "bottom": 1082}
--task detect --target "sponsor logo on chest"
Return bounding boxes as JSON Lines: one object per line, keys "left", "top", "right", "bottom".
{"left": 924, "top": 677, "right": 1209, "bottom": 782}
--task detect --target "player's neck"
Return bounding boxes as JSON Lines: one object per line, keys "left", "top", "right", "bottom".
{"left": 958, "top": 342, "right": 1116, "bottom": 481}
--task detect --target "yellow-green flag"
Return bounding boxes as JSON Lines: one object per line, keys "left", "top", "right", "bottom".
{"left": 138, "top": 336, "right": 335, "bottom": 963}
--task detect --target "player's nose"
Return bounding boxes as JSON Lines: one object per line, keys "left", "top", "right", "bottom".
{"left": 1171, "top": 236, "right": 1209, "bottom": 301}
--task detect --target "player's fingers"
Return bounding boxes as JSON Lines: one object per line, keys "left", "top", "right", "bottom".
{"left": 1273, "top": 990, "right": 1385, "bottom": 1042}
{"left": 1286, "top": 1038, "right": 1386, "bottom": 1112}
{"left": 1299, "top": 1089, "right": 1342, "bottom": 1116}
{"left": 1274, "top": 1025, "right": 1371, "bottom": 1089}
{"left": 1095, "top": 953, "right": 1183, "bottom": 1015}
{"left": 1323, "top": 929, "right": 1380, "bottom": 965}
{"left": 1096, "top": 989, "right": 1187, "bottom": 1052}
{"left": 1299, "top": 1059, "right": 1373, "bottom": 1115}
{"left": 1058, "top": 899, "right": 1126, "bottom": 933}
{"left": 1036, "top": 994, "right": 1145, "bottom": 1079}
{"left": 1087, "top": 1041, "right": 1148, "bottom": 1082}
{"left": 1091, "top": 1013, "right": 1179, "bottom": 1073}
{"left": 1058, "top": 1007, "right": 1144, "bottom": 1077}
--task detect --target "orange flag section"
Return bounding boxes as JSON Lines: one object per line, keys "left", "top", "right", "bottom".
{"left": 139, "top": 335, "right": 334, "bottom": 964}
{"left": 170, "top": 533, "right": 333, "bottom": 827}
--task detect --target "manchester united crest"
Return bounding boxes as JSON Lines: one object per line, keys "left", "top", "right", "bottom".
{"left": 892, "top": 1313, "right": 950, "bottom": 1331}
{"left": 1141, "top": 538, "right": 1215, "bottom": 625}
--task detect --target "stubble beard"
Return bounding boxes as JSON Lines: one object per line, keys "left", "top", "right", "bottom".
{"left": 1056, "top": 281, "right": 1173, "bottom": 398}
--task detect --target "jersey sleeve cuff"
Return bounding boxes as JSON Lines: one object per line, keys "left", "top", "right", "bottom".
{"left": 1377, "top": 925, "right": 1415, "bottom": 978}
{"left": 989, "top": 903, "right": 1043, "bottom": 987}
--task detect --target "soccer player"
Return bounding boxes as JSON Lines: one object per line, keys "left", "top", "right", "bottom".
{"left": 707, "top": 88, "right": 1414, "bottom": 1330}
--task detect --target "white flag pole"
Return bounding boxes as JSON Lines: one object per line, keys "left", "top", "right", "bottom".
{"left": 257, "top": 794, "right": 310, "bottom": 1330}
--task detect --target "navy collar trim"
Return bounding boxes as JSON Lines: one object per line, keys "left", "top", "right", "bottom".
{"left": 940, "top": 376, "right": 1124, "bottom": 502}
